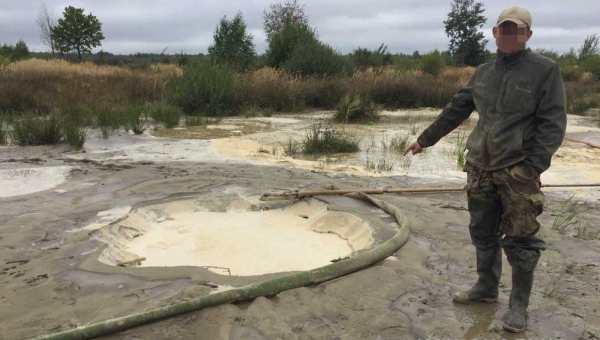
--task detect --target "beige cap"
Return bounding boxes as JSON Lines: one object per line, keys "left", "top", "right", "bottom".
{"left": 497, "top": 6, "right": 532, "bottom": 28}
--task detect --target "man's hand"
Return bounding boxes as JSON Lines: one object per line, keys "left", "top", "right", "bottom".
{"left": 403, "top": 141, "right": 423, "bottom": 156}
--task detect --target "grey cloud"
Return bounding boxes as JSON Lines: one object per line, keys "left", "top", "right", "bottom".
{"left": 1, "top": 0, "right": 599, "bottom": 55}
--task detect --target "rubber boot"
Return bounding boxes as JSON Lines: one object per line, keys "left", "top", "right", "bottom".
{"left": 502, "top": 266, "right": 534, "bottom": 332}
{"left": 502, "top": 243, "right": 541, "bottom": 333}
{"left": 453, "top": 247, "right": 502, "bottom": 304}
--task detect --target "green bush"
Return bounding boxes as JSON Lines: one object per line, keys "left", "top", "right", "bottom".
{"left": 419, "top": 50, "right": 446, "bottom": 77}
{"left": 561, "top": 65, "right": 583, "bottom": 82}
{"left": 151, "top": 102, "right": 181, "bottom": 128}
{"left": 534, "top": 48, "right": 560, "bottom": 60}
{"left": 174, "top": 60, "right": 236, "bottom": 115}
{"left": 581, "top": 55, "right": 600, "bottom": 80}
{"left": 10, "top": 40, "right": 29, "bottom": 62}
{"left": 572, "top": 101, "right": 592, "bottom": 115}
{"left": 283, "top": 41, "right": 351, "bottom": 77}
{"left": 0, "top": 56, "right": 8, "bottom": 67}
{"left": 352, "top": 44, "right": 392, "bottom": 69}
{"left": 333, "top": 93, "right": 381, "bottom": 123}
{"left": 302, "top": 122, "right": 359, "bottom": 154}
{"left": 10, "top": 115, "right": 63, "bottom": 146}
{"left": 565, "top": 80, "right": 600, "bottom": 115}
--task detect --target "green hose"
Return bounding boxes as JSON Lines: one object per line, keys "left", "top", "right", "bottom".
{"left": 34, "top": 192, "right": 410, "bottom": 340}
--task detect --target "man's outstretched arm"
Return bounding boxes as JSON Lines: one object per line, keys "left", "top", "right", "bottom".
{"left": 405, "top": 70, "right": 477, "bottom": 155}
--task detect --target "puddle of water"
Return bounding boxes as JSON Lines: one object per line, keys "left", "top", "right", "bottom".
{"left": 209, "top": 111, "right": 600, "bottom": 195}
{"left": 65, "top": 110, "right": 599, "bottom": 199}
{"left": 153, "top": 120, "right": 275, "bottom": 140}
{"left": 0, "top": 166, "right": 72, "bottom": 197}
{"left": 278, "top": 121, "right": 471, "bottom": 179}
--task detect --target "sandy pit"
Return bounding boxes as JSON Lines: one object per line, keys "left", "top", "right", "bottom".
{"left": 1, "top": 109, "right": 599, "bottom": 340}
{"left": 91, "top": 196, "right": 373, "bottom": 276}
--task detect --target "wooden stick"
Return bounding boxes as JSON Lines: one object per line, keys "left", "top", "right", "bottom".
{"left": 260, "top": 183, "right": 600, "bottom": 201}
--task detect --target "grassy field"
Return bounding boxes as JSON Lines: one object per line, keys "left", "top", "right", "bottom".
{"left": 0, "top": 58, "right": 598, "bottom": 147}
{"left": 2, "top": 59, "right": 598, "bottom": 116}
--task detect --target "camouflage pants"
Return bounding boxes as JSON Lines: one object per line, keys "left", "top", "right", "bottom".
{"left": 465, "top": 162, "right": 545, "bottom": 251}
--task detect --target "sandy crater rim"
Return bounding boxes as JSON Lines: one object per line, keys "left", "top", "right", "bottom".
{"left": 91, "top": 194, "right": 374, "bottom": 276}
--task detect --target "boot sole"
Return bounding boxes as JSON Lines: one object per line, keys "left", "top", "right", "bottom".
{"left": 452, "top": 297, "right": 498, "bottom": 304}
{"left": 503, "top": 321, "right": 525, "bottom": 333}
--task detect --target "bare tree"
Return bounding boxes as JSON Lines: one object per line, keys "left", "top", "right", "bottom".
{"left": 263, "top": 0, "right": 309, "bottom": 40}
{"left": 36, "top": 2, "right": 57, "bottom": 56}
{"left": 579, "top": 34, "right": 599, "bottom": 59}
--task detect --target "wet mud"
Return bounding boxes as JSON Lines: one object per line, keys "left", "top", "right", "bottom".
{"left": 0, "top": 110, "right": 599, "bottom": 339}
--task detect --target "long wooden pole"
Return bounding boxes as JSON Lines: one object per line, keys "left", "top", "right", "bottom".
{"left": 260, "top": 183, "right": 600, "bottom": 201}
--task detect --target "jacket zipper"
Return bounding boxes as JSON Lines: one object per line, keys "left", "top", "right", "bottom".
{"left": 484, "top": 64, "right": 507, "bottom": 168}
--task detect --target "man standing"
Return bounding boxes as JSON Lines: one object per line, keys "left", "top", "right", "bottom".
{"left": 403, "top": 6, "right": 567, "bottom": 333}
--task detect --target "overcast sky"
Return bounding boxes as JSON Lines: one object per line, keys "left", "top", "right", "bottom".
{"left": 2, "top": 0, "right": 599, "bottom": 55}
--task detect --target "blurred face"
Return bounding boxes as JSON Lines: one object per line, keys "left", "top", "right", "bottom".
{"left": 493, "top": 21, "right": 532, "bottom": 54}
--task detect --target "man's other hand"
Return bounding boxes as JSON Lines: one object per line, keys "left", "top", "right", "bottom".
{"left": 403, "top": 141, "right": 423, "bottom": 156}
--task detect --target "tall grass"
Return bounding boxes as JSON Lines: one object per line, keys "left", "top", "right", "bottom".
{"left": 282, "top": 139, "right": 301, "bottom": 156}
{"left": 203, "top": 116, "right": 223, "bottom": 125}
{"left": 95, "top": 108, "right": 120, "bottom": 139}
{"left": 0, "top": 116, "right": 7, "bottom": 144}
{"left": 456, "top": 132, "right": 467, "bottom": 167}
{"left": 64, "top": 124, "right": 89, "bottom": 148}
{"left": 391, "top": 134, "right": 410, "bottom": 151}
{"left": 1, "top": 59, "right": 597, "bottom": 120}
{"left": 302, "top": 123, "right": 359, "bottom": 154}
{"left": 0, "top": 59, "right": 178, "bottom": 115}
{"left": 58, "top": 103, "right": 94, "bottom": 128}
{"left": 10, "top": 115, "right": 63, "bottom": 146}
{"left": 151, "top": 103, "right": 181, "bottom": 128}
{"left": 184, "top": 115, "right": 223, "bottom": 126}
{"left": 185, "top": 115, "right": 204, "bottom": 127}
{"left": 123, "top": 102, "right": 148, "bottom": 134}
{"left": 564, "top": 80, "right": 600, "bottom": 115}
{"left": 551, "top": 196, "right": 583, "bottom": 234}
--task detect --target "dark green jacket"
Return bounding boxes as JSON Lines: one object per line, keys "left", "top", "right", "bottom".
{"left": 417, "top": 50, "right": 567, "bottom": 174}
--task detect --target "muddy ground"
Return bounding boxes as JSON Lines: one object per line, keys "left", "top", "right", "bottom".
{"left": 1, "top": 110, "right": 599, "bottom": 340}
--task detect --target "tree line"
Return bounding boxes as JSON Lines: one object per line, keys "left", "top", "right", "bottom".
{"left": 1, "top": 0, "right": 599, "bottom": 80}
